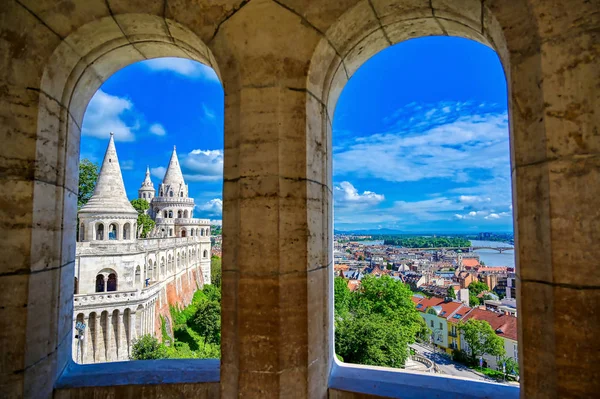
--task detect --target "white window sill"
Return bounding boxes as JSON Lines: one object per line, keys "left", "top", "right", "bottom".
{"left": 56, "top": 358, "right": 219, "bottom": 388}
{"left": 329, "top": 360, "right": 519, "bottom": 399}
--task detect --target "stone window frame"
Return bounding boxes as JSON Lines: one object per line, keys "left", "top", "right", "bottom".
{"left": 19, "top": 2, "right": 564, "bottom": 397}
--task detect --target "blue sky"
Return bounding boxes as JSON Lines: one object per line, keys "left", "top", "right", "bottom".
{"left": 80, "top": 36, "right": 513, "bottom": 232}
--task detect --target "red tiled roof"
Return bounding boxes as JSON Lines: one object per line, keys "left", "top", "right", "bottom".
{"left": 347, "top": 280, "right": 361, "bottom": 292}
{"left": 414, "top": 296, "right": 445, "bottom": 312}
{"left": 462, "top": 258, "right": 480, "bottom": 268}
{"left": 463, "top": 308, "right": 518, "bottom": 341}
{"left": 477, "top": 266, "right": 508, "bottom": 273}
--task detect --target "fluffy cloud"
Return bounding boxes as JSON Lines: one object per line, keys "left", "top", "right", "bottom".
{"left": 459, "top": 195, "right": 491, "bottom": 204}
{"left": 150, "top": 166, "right": 166, "bottom": 180}
{"left": 143, "top": 58, "right": 220, "bottom": 82}
{"left": 181, "top": 149, "right": 223, "bottom": 182}
{"left": 334, "top": 102, "right": 510, "bottom": 184}
{"left": 82, "top": 90, "right": 136, "bottom": 141}
{"left": 334, "top": 181, "right": 384, "bottom": 207}
{"left": 149, "top": 123, "right": 166, "bottom": 136}
{"left": 120, "top": 160, "right": 134, "bottom": 170}
{"left": 196, "top": 198, "right": 223, "bottom": 217}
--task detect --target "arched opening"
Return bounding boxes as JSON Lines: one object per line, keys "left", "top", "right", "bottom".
{"left": 107, "top": 273, "right": 117, "bottom": 292}
{"left": 169, "top": 210, "right": 173, "bottom": 218}
{"left": 108, "top": 223, "right": 118, "bottom": 240}
{"left": 135, "top": 266, "right": 141, "bottom": 285}
{"left": 74, "top": 277, "right": 78, "bottom": 295}
{"left": 170, "top": 191, "right": 173, "bottom": 197}
{"left": 181, "top": 229, "right": 187, "bottom": 238}
{"left": 123, "top": 223, "right": 131, "bottom": 240}
{"left": 96, "top": 223, "right": 104, "bottom": 241}
{"left": 200, "top": 229, "right": 204, "bottom": 236}
{"left": 95, "top": 275, "right": 105, "bottom": 293}
{"left": 79, "top": 223, "right": 85, "bottom": 242}
{"left": 327, "top": 32, "right": 514, "bottom": 377}
{"left": 203, "top": 250, "right": 208, "bottom": 258}
{"left": 143, "top": 193, "right": 146, "bottom": 198}
{"left": 164, "top": 210, "right": 168, "bottom": 218}
{"left": 161, "top": 257, "right": 165, "bottom": 276}
{"left": 178, "top": 210, "right": 183, "bottom": 218}
{"left": 184, "top": 210, "right": 189, "bottom": 218}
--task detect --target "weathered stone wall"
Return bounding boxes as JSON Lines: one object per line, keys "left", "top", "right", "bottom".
{"left": 0, "top": 1, "right": 597, "bottom": 398}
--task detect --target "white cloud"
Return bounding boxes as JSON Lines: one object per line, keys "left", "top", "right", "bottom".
{"left": 82, "top": 90, "right": 136, "bottom": 141}
{"left": 182, "top": 149, "right": 223, "bottom": 182}
{"left": 202, "top": 104, "right": 216, "bottom": 120}
{"left": 197, "top": 198, "right": 223, "bottom": 217}
{"left": 334, "top": 103, "right": 510, "bottom": 184}
{"left": 459, "top": 195, "right": 491, "bottom": 204}
{"left": 334, "top": 181, "right": 384, "bottom": 207}
{"left": 485, "top": 213, "right": 500, "bottom": 219}
{"left": 149, "top": 123, "right": 166, "bottom": 136}
{"left": 151, "top": 166, "right": 166, "bottom": 180}
{"left": 121, "top": 160, "right": 134, "bottom": 170}
{"left": 143, "top": 58, "right": 220, "bottom": 82}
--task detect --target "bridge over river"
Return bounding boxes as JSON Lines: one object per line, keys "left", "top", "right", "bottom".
{"left": 403, "top": 246, "right": 514, "bottom": 253}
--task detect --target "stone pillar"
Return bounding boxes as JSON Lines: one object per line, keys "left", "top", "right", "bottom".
{"left": 212, "top": 2, "right": 330, "bottom": 397}
{"left": 489, "top": 1, "right": 600, "bottom": 398}
{"left": 82, "top": 314, "right": 89, "bottom": 364}
{"left": 105, "top": 311, "right": 112, "bottom": 362}
{"left": 117, "top": 311, "right": 126, "bottom": 361}
{"left": 129, "top": 311, "right": 137, "bottom": 358}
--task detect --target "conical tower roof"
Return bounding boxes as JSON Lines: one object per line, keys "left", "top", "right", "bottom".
{"left": 140, "top": 166, "right": 154, "bottom": 189}
{"left": 162, "top": 146, "right": 186, "bottom": 187}
{"left": 79, "top": 133, "right": 137, "bottom": 216}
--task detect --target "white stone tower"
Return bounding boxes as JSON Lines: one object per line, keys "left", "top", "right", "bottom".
{"left": 151, "top": 146, "right": 198, "bottom": 238}
{"left": 138, "top": 166, "right": 155, "bottom": 201}
{"left": 78, "top": 132, "right": 138, "bottom": 242}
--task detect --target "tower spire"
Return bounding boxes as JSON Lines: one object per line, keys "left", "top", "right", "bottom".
{"left": 79, "top": 133, "right": 137, "bottom": 215}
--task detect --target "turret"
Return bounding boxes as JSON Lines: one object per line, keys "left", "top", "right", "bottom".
{"left": 78, "top": 133, "right": 138, "bottom": 242}
{"left": 158, "top": 146, "right": 188, "bottom": 198}
{"left": 138, "top": 166, "right": 155, "bottom": 200}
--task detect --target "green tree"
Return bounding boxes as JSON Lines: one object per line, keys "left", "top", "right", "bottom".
{"left": 446, "top": 286, "right": 456, "bottom": 299}
{"left": 130, "top": 199, "right": 155, "bottom": 238}
{"left": 469, "top": 294, "right": 481, "bottom": 307}
{"left": 130, "top": 334, "right": 167, "bottom": 360}
{"left": 211, "top": 256, "right": 222, "bottom": 287}
{"left": 78, "top": 159, "right": 99, "bottom": 208}
{"left": 335, "top": 276, "right": 425, "bottom": 368}
{"left": 192, "top": 300, "right": 221, "bottom": 346}
{"left": 468, "top": 281, "right": 489, "bottom": 296}
{"left": 502, "top": 356, "right": 519, "bottom": 376}
{"left": 334, "top": 277, "right": 351, "bottom": 317}
{"left": 459, "top": 319, "right": 506, "bottom": 364}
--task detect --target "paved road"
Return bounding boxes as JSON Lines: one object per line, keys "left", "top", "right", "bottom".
{"left": 410, "top": 342, "right": 489, "bottom": 381}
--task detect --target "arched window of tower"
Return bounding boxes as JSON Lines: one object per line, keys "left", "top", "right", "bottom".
{"left": 96, "top": 223, "right": 104, "bottom": 241}
{"left": 107, "top": 273, "right": 117, "bottom": 292}
{"left": 95, "top": 275, "right": 105, "bottom": 293}
{"left": 109, "top": 224, "right": 118, "bottom": 240}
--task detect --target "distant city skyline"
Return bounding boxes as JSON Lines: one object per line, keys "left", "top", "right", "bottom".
{"left": 80, "top": 36, "right": 512, "bottom": 233}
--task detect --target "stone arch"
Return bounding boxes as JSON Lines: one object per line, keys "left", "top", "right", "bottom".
{"left": 184, "top": 210, "right": 189, "bottom": 218}
{"left": 169, "top": 210, "right": 173, "bottom": 218}
{"left": 95, "top": 223, "right": 104, "bottom": 241}
{"left": 123, "top": 222, "right": 131, "bottom": 240}
{"left": 178, "top": 210, "right": 183, "bottom": 218}
{"left": 303, "top": 0, "right": 533, "bottom": 380}
{"left": 203, "top": 250, "right": 208, "bottom": 258}
{"left": 200, "top": 228, "right": 205, "bottom": 236}
{"left": 181, "top": 229, "right": 187, "bottom": 238}
{"left": 135, "top": 266, "right": 141, "bottom": 285}
{"left": 108, "top": 223, "right": 118, "bottom": 240}
{"left": 107, "top": 273, "right": 117, "bottom": 292}
{"left": 95, "top": 274, "right": 105, "bottom": 293}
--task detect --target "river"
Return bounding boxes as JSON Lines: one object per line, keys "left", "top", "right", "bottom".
{"left": 350, "top": 239, "right": 515, "bottom": 268}
{"left": 470, "top": 240, "right": 515, "bottom": 268}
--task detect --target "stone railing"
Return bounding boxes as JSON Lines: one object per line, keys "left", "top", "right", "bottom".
{"left": 73, "top": 283, "right": 162, "bottom": 309}
{"left": 410, "top": 354, "right": 434, "bottom": 373}
{"left": 152, "top": 197, "right": 195, "bottom": 204}
{"left": 77, "top": 236, "right": 207, "bottom": 256}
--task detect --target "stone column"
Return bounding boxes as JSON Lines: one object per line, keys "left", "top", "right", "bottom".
{"left": 489, "top": 1, "right": 600, "bottom": 397}
{"left": 129, "top": 311, "right": 137, "bottom": 358}
{"left": 117, "top": 311, "right": 126, "bottom": 361}
{"left": 105, "top": 311, "right": 112, "bottom": 362}
{"left": 212, "top": 2, "right": 330, "bottom": 397}
{"left": 82, "top": 314, "right": 89, "bottom": 364}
